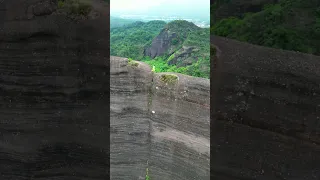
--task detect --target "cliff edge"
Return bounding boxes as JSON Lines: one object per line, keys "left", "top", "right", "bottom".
{"left": 110, "top": 56, "right": 210, "bottom": 180}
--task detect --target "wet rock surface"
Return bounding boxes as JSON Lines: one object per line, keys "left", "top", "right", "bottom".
{"left": 110, "top": 56, "right": 210, "bottom": 180}
{"left": 0, "top": 0, "right": 109, "bottom": 179}
{"left": 211, "top": 35, "right": 320, "bottom": 180}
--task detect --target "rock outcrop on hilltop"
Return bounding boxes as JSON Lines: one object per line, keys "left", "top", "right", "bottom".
{"left": 0, "top": 0, "right": 110, "bottom": 179}
{"left": 144, "top": 20, "right": 210, "bottom": 67}
{"left": 144, "top": 20, "right": 201, "bottom": 59}
{"left": 211, "top": 35, "right": 320, "bottom": 180}
{"left": 144, "top": 28, "right": 178, "bottom": 59}
{"left": 110, "top": 56, "right": 210, "bottom": 180}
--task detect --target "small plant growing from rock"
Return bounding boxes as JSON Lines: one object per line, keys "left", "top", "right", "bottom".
{"left": 145, "top": 160, "right": 150, "bottom": 180}
{"left": 57, "top": 0, "right": 92, "bottom": 16}
{"left": 58, "top": 0, "right": 65, "bottom": 8}
{"left": 145, "top": 167, "right": 150, "bottom": 180}
{"left": 128, "top": 61, "right": 139, "bottom": 67}
{"left": 128, "top": 58, "right": 139, "bottom": 67}
{"left": 160, "top": 74, "right": 178, "bottom": 85}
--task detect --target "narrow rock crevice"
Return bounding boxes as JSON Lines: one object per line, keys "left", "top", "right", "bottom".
{"left": 110, "top": 56, "right": 210, "bottom": 180}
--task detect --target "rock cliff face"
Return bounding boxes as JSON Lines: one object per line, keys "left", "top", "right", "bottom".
{"left": 143, "top": 20, "right": 205, "bottom": 67}
{"left": 211, "top": 35, "right": 320, "bottom": 180}
{"left": 0, "top": 0, "right": 110, "bottom": 179}
{"left": 144, "top": 28, "right": 178, "bottom": 59}
{"left": 110, "top": 56, "right": 210, "bottom": 180}
{"left": 0, "top": 0, "right": 210, "bottom": 179}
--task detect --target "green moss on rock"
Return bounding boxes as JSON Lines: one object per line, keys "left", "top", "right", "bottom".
{"left": 128, "top": 60, "right": 139, "bottom": 67}
{"left": 160, "top": 74, "right": 178, "bottom": 84}
{"left": 57, "top": 0, "right": 92, "bottom": 16}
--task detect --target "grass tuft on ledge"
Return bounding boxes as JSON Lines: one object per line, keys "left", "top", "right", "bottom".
{"left": 128, "top": 58, "right": 139, "bottom": 67}
{"left": 160, "top": 74, "right": 178, "bottom": 85}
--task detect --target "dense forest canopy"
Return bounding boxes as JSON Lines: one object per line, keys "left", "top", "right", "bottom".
{"left": 211, "top": 0, "right": 320, "bottom": 55}
{"left": 110, "top": 20, "right": 166, "bottom": 59}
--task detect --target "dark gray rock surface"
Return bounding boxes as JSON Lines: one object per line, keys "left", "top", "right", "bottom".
{"left": 144, "top": 29, "right": 177, "bottom": 59}
{"left": 211, "top": 35, "right": 320, "bottom": 180}
{"left": 0, "top": 0, "right": 110, "bottom": 179}
{"left": 110, "top": 56, "right": 210, "bottom": 180}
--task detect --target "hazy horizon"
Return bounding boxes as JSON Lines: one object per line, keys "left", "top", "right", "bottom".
{"left": 110, "top": 0, "right": 209, "bottom": 21}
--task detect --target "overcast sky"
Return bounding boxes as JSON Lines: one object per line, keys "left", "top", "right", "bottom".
{"left": 110, "top": 0, "right": 209, "bottom": 20}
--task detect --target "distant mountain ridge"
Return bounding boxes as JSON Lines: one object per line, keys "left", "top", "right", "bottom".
{"left": 110, "top": 16, "right": 140, "bottom": 28}
{"left": 111, "top": 15, "right": 210, "bottom": 28}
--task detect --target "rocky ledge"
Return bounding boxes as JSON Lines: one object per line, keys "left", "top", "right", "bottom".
{"left": 110, "top": 56, "right": 210, "bottom": 180}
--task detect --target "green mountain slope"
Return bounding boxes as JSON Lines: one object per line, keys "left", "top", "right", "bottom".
{"left": 110, "top": 20, "right": 166, "bottom": 59}
{"left": 211, "top": 0, "right": 320, "bottom": 55}
{"left": 110, "top": 20, "right": 210, "bottom": 78}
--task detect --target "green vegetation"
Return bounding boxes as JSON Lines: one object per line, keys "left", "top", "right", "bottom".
{"left": 145, "top": 167, "right": 150, "bottom": 180}
{"left": 183, "top": 28, "right": 210, "bottom": 58}
{"left": 111, "top": 20, "right": 210, "bottom": 79}
{"left": 57, "top": 0, "right": 92, "bottom": 16}
{"left": 160, "top": 74, "right": 178, "bottom": 84}
{"left": 128, "top": 58, "right": 139, "bottom": 67}
{"left": 211, "top": 0, "right": 320, "bottom": 55}
{"left": 110, "top": 20, "right": 166, "bottom": 60}
{"left": 141, "top": 56, "right": 209, "bottom": 78}
{"left": 165, "top": 20, "right": 200, "bottom": 39}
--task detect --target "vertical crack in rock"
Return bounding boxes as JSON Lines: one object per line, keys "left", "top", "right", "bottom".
{"left": 146, "top": 68, "right": 154, "bottom": 179}
{"left": 110, "top": 56, "right": 153, "bottom": 180}
{"left": 149, "top": 72, "right": 210, "bottom": 180}
{"left": 110, "top": 56, "right": 210, "bottom": 180}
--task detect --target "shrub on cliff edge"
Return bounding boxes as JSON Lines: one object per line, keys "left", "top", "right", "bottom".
{"left": 160, "top": 74, "right": 178, "bottom": 85}
{"left": 57, "top": 0, "right": 92, "bottom": 16}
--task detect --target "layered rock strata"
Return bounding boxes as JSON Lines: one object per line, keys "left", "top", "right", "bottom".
{"left": 211, "top": 35, "right": 320, "bottom": 180}
{"left": 0, "top": 0, "right": 110, "bottom": 179}
{"left": 110, "top": 56, "right": 210, "bottom": 180}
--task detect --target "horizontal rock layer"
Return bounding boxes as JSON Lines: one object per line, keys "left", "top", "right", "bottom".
{"left": 110, "top": 56, "right": 210, "bottom": 180}
{"left": 211, "top": 35, "right": 320, "bottom": 180}
{"left": 0, "top": 0, "right": 110, "bottom": 179}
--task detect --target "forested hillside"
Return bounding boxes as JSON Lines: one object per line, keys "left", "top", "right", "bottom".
{"left": 110, "top": 20, "right": 166, "bottom": 59}
{"left": 110, "top": 19, "right": 210, "bottom": 78}
{"left": 211, "top": 0, "right": 320, "bottom": 55}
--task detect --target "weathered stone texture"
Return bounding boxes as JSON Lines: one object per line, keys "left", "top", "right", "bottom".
{"left": 211, "top": 35, "right": 320, "bottom": 180}
{"left": 110, "top": 56, "right": 210, "bottom": 180}
{"left": 0, "top": 0, "right": 110, "bottom": 179}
